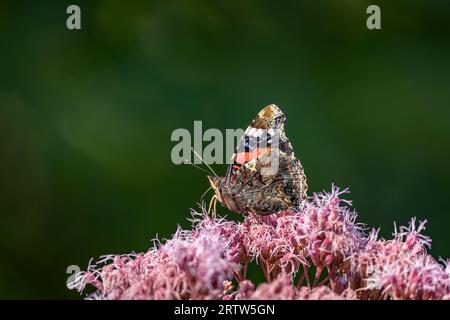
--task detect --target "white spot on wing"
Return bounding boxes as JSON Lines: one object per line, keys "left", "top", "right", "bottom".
{"left": 254, "top": 129, "right": 264, "bottom": 137}
{"left": 246, "top": 127, "right": 256, "bottom": 135}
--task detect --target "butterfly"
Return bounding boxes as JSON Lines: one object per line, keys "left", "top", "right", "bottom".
{"left": 208, "top": 104, "right": 307, "bottom": 216}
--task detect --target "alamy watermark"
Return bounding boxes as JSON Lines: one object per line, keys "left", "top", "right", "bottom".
{"left": 171, "top": 121, "right": 281, "bottom": 176}
{"left": 367, "top": 5, "right": 381, "bottom": 30}
{"left": 66, "top": 264, "right": 82, "bottom": 289}
{"left": 65, "top": 4, "right": 381, "bottom": 31}
{"left": 171, "top": 121, "right": 244, "bottom": 165}
{"left": 66, "top": 5, "right": 81, "bottom": 30}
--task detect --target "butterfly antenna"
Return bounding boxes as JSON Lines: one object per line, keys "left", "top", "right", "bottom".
{"left": 185, "top": 161, "right": 212, "bottom": 176}
{"left": 191, "top": 147, "right": 219, "bottom": 178}
{"left": 200, "top": 186, "right": 213, "bottom": 200}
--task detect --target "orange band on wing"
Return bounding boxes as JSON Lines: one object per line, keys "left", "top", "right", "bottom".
{"left": 235, "top": 147, "right": 272, "bottom": 165}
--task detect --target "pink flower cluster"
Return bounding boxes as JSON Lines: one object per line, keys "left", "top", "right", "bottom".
{"left": 70, "top": 186, "right": 450, "bottom": 300}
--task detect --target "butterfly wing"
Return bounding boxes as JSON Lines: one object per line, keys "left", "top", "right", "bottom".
{"left": 221, "top": 104, "right": 307, "bottom": 215}
{"left": 230, "top": 150, "right": 306, "bottom": 215}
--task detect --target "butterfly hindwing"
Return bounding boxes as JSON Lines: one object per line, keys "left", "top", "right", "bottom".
{"left": 229, "top": 150, "right": 305, "bottom": 215}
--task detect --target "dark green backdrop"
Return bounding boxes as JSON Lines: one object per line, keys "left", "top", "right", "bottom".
{"left": 1, "top": 0, "right": 449, "bottom": 298}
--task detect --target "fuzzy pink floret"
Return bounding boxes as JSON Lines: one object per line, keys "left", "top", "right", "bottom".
{"left": 70, "top": 186, "right": 449, "bottom": 300}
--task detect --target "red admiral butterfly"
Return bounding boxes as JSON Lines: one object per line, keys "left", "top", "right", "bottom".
{"left": 208, "top": 104, "right": 307, "bottom": 215}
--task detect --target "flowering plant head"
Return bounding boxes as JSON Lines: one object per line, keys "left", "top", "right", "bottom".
{"left": 70, "top": 186, "right": 450, "bottom": 300}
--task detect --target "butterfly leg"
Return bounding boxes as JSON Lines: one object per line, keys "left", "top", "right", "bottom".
{"left": 207, "top": 195, "right": 217, "bottom": 218}
{"left": 212, "top": 196, "right": 217, "bottom": 218}
{"left": 248, "top": 209, "right": 264, "bottom": 224}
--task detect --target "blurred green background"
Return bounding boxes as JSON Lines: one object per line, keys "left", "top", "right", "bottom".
{"left": 1, "top": 0, "right": 450, "bottom": 298}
